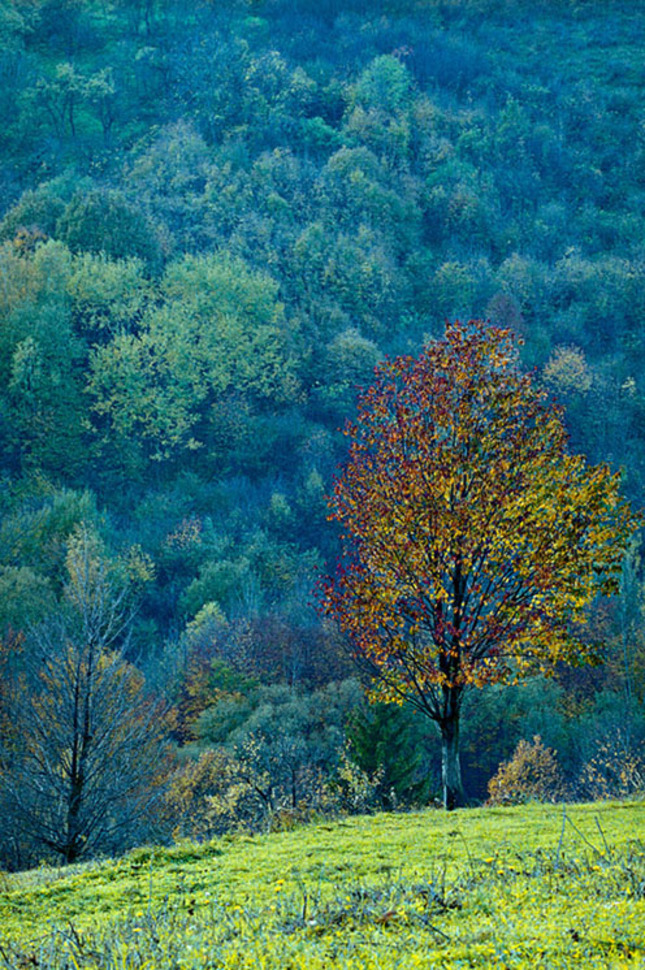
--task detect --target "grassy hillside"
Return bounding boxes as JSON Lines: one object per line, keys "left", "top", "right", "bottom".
{"left": 1, "top": 801, "right": 643, "bottom": 968}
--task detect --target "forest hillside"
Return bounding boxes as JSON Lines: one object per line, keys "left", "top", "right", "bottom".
{"left": 0, "top": 0, "right": 644, "bottom": 869}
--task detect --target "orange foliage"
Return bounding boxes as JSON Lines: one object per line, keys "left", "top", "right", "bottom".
{"left": 322, "top": 320, "right": 639, "bottom": 717}
{"left": 487, "top": 735, "right": 566, "bottom": 805}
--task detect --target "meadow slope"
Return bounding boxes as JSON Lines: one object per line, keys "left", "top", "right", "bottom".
{"left": 0, "top": 801, "right": 644, "bottom": 968}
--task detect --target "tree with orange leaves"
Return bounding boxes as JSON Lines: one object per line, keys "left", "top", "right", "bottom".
{"left": 322, "top": 320, "right": 640, "bottom": 809}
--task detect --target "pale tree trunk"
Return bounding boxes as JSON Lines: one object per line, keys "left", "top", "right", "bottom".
{"left": 439, "top": 692, "right": 465, "bottom": 810}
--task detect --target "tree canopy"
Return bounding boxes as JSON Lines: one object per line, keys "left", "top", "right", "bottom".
{"left": 323, "top": 320, "right": 640, "bottom": 808}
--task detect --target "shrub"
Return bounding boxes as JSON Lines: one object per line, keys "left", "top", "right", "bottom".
{"left": 328, "top": 743, "right": 384, "bottom": 814}
{"left": 579, "top": 729, "right": 645, "bottom": 800}
{"left": 487, "top": 735, "right": 566, "bottom": 806}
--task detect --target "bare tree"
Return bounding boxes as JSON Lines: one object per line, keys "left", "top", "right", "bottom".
{"left": 1, "top": 526, "right": 170, "bottom": 866}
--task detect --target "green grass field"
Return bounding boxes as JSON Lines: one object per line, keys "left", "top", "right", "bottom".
{"left": 0, "top": 801, "right": 643, "bottom": 968}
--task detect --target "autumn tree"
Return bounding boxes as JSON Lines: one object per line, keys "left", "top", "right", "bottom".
{"left": 322, "top": 320, "right": 640, "bottom": 809}
{"left": 4, "top": 627, "right": 168, "bottom": 866}
{"left": 1, "top": 526, "right": 168, "bottom": 866}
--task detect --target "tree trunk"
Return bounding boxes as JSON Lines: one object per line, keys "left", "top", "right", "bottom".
{"left": 440, "top": 712, "right": 465, "bottom": 810}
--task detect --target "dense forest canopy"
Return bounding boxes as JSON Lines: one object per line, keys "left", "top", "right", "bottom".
{"left": 0, "top": 0, "right": 644, "bottom": 864}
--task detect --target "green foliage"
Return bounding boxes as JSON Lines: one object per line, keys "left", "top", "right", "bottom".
{"left": 0, "top": 189, "right": 65, "bottom": 244}
{"left": 67, "top": 252, "right": 151, "bottom": 336}
{"left": 0, "top": 565, "right": 56, "bottom": 633}
{"left": 352, "top": 55, "right": 414, "bottom": 116}
{"left": 345, "top": 701, "right": 431, "bottom": 808}
{"left": 180, "top": 558, "right": 253, "bottom": 619}
{"left": 88, "top": 252, "right": 301, "bottom": 461}
{"left": 160, "top": 252, "right": 300, "bottom": 404}
{"left": 543, "top": 345, "right": 593, "bottom": 397}
{"left": 88, "top": 310, "right": 209, "bottom": 461}
{"left": 0, "top": 240, "right": 89, "bottom": 476}
{"left": 166, "top": 678, "right": 364, "bottom": 838}
{"left": 0, "top": 486, "right": 99, "bottom": 587}
{"left": 56, "top": 190, "right": 164, "bottom": 268}
{"left": 318, "top": 328, "right": 381, "bottom": 417}
{"left": 459, "top": 677, "right": 570, "bottom": 801}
